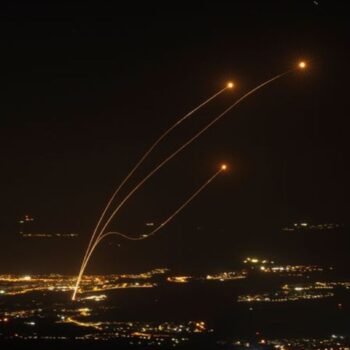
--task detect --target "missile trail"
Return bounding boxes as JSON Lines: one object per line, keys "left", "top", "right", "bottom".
{"left": 73, "top": 63, "right": 305, "bottom": 300}
{"left": 93, "top": 71, "right": 291, "bottom": 243}
{"left": 96, "top": 168, "right": 223, "bottom": 245}
{"left": 73, "top": 71, "right": 288, "bottom": 301}
{"left": 103, "top": 171, "right": 223, "bottom": 243}
{"left": 78, "top": 86, "right": 232, "bottom": 280}
{"left": 73, "top": 167, "right": 225, "bottom": 299}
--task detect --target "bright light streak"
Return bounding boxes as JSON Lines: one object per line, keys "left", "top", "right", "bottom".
{"left": 90, "top": 73, "right": 289, "bottom": 250}
{"left": 73, "top": 63, "right": 305, "bottom": 301}
{"left": 73, "top": 85, "right": 232, "bottom": 301}
{"left": 80, "top": 294, "right": 107, "bottom": 301}
{"left": 63, "top": 316, "right": 102, "bottom": 330}
{"left": 72, "top": 166, "right": 225, "bottom": 299}
{"left": 73, "top": 71, "right": 290, "bottom": 301}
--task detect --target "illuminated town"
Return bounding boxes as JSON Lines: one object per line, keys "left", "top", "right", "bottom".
{"left": 227, "top": 335, "right": 350, "bottom": 350}
{"left": 18, "top": 215, "right": 79, "bottom": 238}
{"left": 1, "top": 258, "right": 349, "bottom": 348}
{"left": 1, "top": 259, "right": 333, "bottom": 298}
{"left": 282, "top": 222, "right": 343, "bottom": 232}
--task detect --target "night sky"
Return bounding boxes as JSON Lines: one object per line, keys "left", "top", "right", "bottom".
{"left": 0, "top": 1, "right": 349, "bottom": 274}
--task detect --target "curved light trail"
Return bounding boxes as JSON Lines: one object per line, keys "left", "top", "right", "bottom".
{"left": 93, "top": 71, "right": 291, "bottom": 243}
{"left": 78, "top": 84, "right": 233, "bottom": 282}
{"left": 73, "top": 165, "right": 226, "bottom": 299}
{"left": 72, "top": 63, "right": 307, "bottom": 300}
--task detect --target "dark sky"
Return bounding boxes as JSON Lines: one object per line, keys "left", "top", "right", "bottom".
{"left": 0, "top": 1, "right": 349, "bottom": 273}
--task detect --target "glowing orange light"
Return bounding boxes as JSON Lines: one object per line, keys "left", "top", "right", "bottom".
{"left": 298, "top": 61, "right": 306, "bottom": 69}
{"left": 227, "top": 82, "right": 234, "bottom": 89}
{"left": 221, "top": 164, "right": 228, "bottom": 171}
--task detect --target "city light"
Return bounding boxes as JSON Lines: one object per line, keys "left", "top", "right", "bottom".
{"left": 227, "top": 81, "right": 234, "bottom": 88}
{"left": 167, "top": 276, "right": 191, "bottom": 283}
{"left": 2, "top": 266, "right": 349, "bottom": 346}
